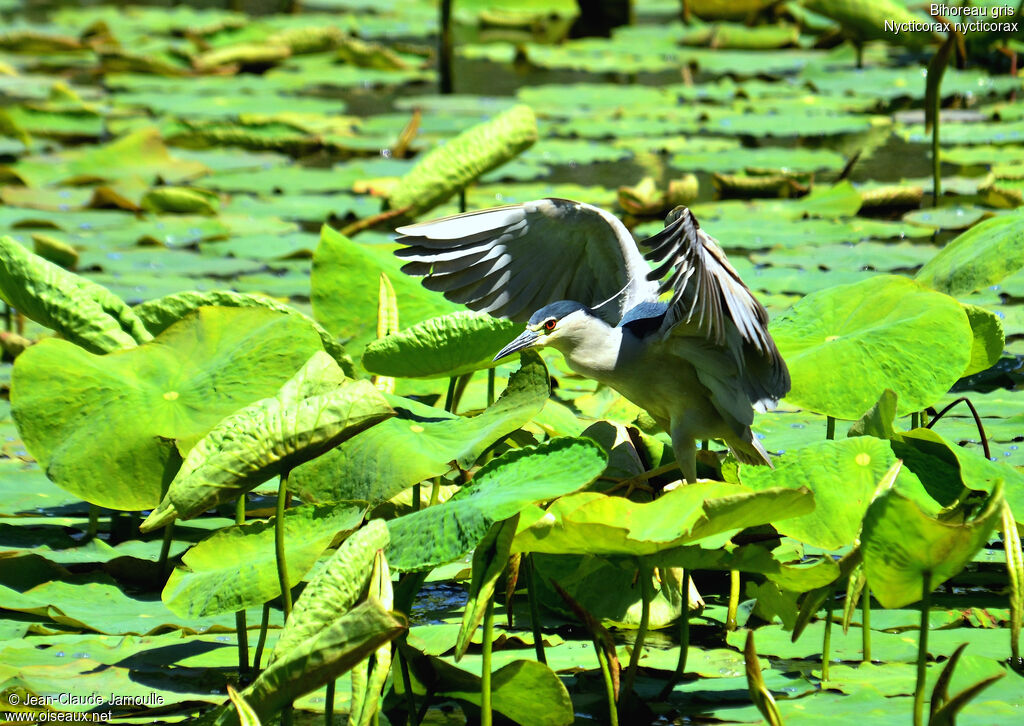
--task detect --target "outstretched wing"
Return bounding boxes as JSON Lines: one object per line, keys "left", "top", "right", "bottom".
{"left": 642, "top": 206, "right": 790, "bottom": 410}
{"left": 394, "top": 198, "right": 657, "bottom": 324}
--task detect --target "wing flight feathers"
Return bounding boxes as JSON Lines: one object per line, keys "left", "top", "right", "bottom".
{"left": 641, "top": 206, "right": 790, "bottom": 407}
{"left": 395, "top": 198, "right": 657, "bottom": 323}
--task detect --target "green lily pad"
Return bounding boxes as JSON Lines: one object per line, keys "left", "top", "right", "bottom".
{"left": 513, "top": 483, "right": 815, "bottom": 556}
{"left": 400, "top": 654, "right": 574, "bottom": 726}
{"left": 219, "top": 598, "right": 404, "bottom": 726}
{"left": 902, "top": 206, "right": 991, "bottom": 231}
{"left": 961, "top": 303, "right": 1005, "bottom": 376}
{"left": 271, "top": 519, "right": 389, "bottom": 664}
{"left": 770, "top": 275, "right": 973, "bottom": 418}
{"left": 291, "top": 350, "right": 549, "bottom": 504}
{"left": 915, "top": 210, "right": 1024, "bottom": 296}
{"left": 860, "top": 483, "right": 1003, "bottom": 608}
{"left": 900, "top": 120, "right": 1024, "bottom": 146}
{"left": 162, "top": 501, "right": 365, "bottom": 617}
{"left": 388, "top": 104, "right": 537, "bottom": 216}
{"left": 142, "top": 353, "right": 393, "bottom": 529}
{"left": 0, "top": 236, "right": 152, "bottom": 354}
{"left": 362, "top": 311, "right": 518, "bottom": 378}
{"left": 522, "top": 138, "right": 632, "bottom": 165}
{"left": 891, "top": 427, "right": 1024, "bottom": 516}
{"left": 132, "top": 289, "right": 353, "bottom": 372}
{"left": 386, "top": 437, "right": 607, "bottom": 571}
{"left": 740, "top": 437, "right": 896, "bottom": 550}
{"left": 662, "top": 543, "right": 840, "bottom": 593}
{"left": 0, "top": 573, "right": 249, "bottom": 636}
{"left": 11, "top": 307, "right": 326, "bottom": 510}
{"left": 516, "top": 83, "right": 671, "bottom": 117}
{"left": 310, "top": 225, "right": 458, "bottom": 354}
{"left": 0, "top": 128, "right": 208, "bottom": 187}
{"left": 672, "top": 146, "right": 847, "bottom": 173}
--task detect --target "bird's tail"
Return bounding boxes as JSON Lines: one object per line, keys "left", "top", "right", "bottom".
{"left": 726, "top": 432, "right": 773, "bottom": 469}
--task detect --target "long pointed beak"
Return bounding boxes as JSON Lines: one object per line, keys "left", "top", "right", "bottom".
{"left": 493, "top": 328, "right": 541, "bottom": 361}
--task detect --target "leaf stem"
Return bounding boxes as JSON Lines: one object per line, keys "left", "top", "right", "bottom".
{"left": 595, "top": 639, "right": 619, "bottom": 726}
{"left": 397, "top": 648, "right": 418, "bottom": 726}
{"left": 157, "top": 521, "right": 174, "bottom": 581}
{"left": 486, "top": 367, "right": 496, "bottom": 408}
{"left": 86, "top": 504, "right": 100, "bottom": 540}
{"left": 862, "top": 586, "right": 872, "bottom": 663}
{"left": 927, "top": 396, "right": 991, "bottom": 460}
{"left": 726, "top": 570, "right": 740, "bottom": 631}
{"left": 275, "top": 471, "right": 293, "bottom": 620}
{"left": 253, "top": 602, "right": 270, "bottom": 671}
{"left": 821, "top": 588, "right": 834, "bottom": 682}
{"left": 278, "top": 474, "right": 294, "bottom": 726}
{"left": 444, "top": 376, "right": 458, "bottom": 413}
{"left": 412, "top": 482, "right": 421, "bottom": 513}
{"left": 932, "top": 102, "right": 941, "bottom": 206}
{"left": 481, "top": 595, "right": 495, "bottom": 726}
{"left": 826, "top": 415, "right": 836, "bottom": 441}
{"left": 439, "top": 0, "right": 453, "bottom": 95}
{"left": 235, "top": 496, "right": 249, "bottom": 675}
{"left": 324, "top": 679, "right": 335, "bottom": 726}
{"left": 914, "top": 571, "right": 932, "bottom": 726}
{"left": 526, "top": 555, "right": 547, "bottom": 664}
{"left": 659, "top": 569, "right": 690, "bottom": 700}
{"left": 622, "top": 563, "right": 653, "bottom": 699}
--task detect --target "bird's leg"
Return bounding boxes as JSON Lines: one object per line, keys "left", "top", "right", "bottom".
{"left": 670, "top": 421, "right": 698, "bottom": 484}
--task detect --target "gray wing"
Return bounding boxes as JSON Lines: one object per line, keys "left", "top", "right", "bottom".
{"left": 394, "top": 198, "right": 658, "bottom": 324}
{"left": 642, "top": 206, "right": 790, "bottom": 410}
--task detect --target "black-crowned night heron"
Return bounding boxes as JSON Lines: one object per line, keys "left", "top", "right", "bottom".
{"left": 394, "top": 198, "right": 790, "bottom": 483}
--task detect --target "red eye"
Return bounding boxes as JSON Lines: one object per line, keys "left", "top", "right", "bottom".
{"left": 544, "top": 319, "right": 556, "bottom": 331}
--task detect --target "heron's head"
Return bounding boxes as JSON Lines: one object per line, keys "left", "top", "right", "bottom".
{"left": 493, "top": 301, "right": 594, "bottom": 361}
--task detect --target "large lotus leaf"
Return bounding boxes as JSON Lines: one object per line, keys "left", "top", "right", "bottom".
{"left": 891, "top": 427, "right": 1024, "bottom": 516}
{"left": 860, "top": 483, "right": 1004, "bottom": 608}
{"left": 271, "top": 519, "right": 389, "bottom": 665}
{"left": 386, "top": 437, "right": 606, "bottom": 572}
{"left": 740, "top": 437, "right": 896, "bottom": 550}
{"left": 387, "top": 104, "right": 537, "bottom": 216}
{"left": 531, "top": 553, "right": 685, "bottom": 628}
{"left": 142, "top": 353, "right": 393, "bottom": 530}
{"left": 960, "top": 303, "right": 1005, "bottom": 376}
{"left": 442, "top": 659, "right": 574, "bottom": 726}
{"left": 847, "top": 388, "right": 898, "bottom": 440}
{"left": 133, "top": 289, "right": 354, "bottom": 374}
{"left": 672, "top": 146, "right": 846, "bottom": 174}
{"left": 916, "top": 210, "right": 1024, "bottom": 296}
{"left": 659, "top": 543, "right": 840, "bottom": 593}
{"left": 0, "top": 632, "right": 245, "bottom": 709}
{"left": 290, "top": 350, "right": 549, "bottom": 504}
{"left": 398, "top": 652, "right": 573, "bottom": 726}
{"left": 512, "top": 483, "right": 814, "bottom": 557}
{"left": 456, "top": 516, "right": 518, "bottom": 660}
{"left": 208, "top": 599, "right": 405, "bottom": 726}
{"left": 362, "top": 310, "right": 518, "bottom": 378}
{"left": 162, "top": 501, "right": 365, "bottom": 618}
{"left": 310, "top": 225, "right": 458, "bottom": 354}
{"left": 0, "top": 236, "right": 151, "bottom": 354}
{"left": 1, "top": 127, "right": 208, "bottom": 187}
{"left": 10, "top": 307, "right": 325, "bottom": 511}
{"left": 770, "top": 275, "right": 973, "bottom": 418}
